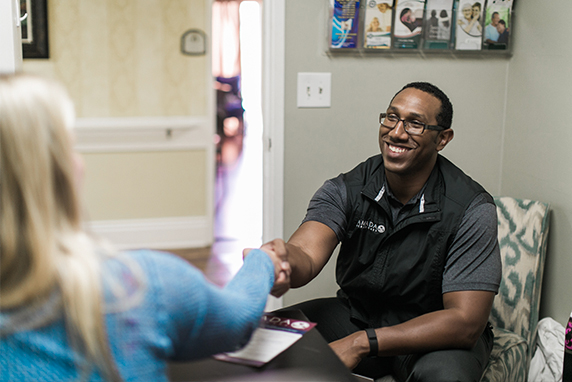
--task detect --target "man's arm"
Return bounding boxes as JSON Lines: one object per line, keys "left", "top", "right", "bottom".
{"left": 330, "top": 290, "right": 495, "bottom": 369}
{"left": 332, "top": 194, "right": 500, "bottom": 369}
{"left": 263, "top": 221, "right": 339, "bottom": 296}
{"left": 485, "top": 25, "right": 497, "bottom": 44}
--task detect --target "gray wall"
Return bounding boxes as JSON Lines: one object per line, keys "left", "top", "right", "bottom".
{"left": 501, "top": 1, "right": 572, "bottom": 326}
{"left": 282, "top": 0, "right": 571, "bottom": 326}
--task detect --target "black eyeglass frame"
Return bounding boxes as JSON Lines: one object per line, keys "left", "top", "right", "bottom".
{"left": 379, "top": 113, "right": 448, "bottom": 135}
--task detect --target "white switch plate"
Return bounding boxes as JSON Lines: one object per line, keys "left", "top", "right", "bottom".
{"left": 297, "top": 72, "right": 331, "bottom": 108}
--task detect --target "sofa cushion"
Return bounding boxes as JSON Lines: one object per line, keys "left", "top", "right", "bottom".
{"left": 480, "top": 327, "right": 528, "bottom": 382}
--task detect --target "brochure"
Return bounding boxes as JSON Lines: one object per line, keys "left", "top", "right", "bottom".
{"left": 483, "top": 0, "right": 513, "bottom": 50}
{"left": 393, "top": 0, "right": 426, "bottom": 49}
{"left": 454, "top": 0, "right": 484, "bottom": 50}
{"left": 423, "top": 0, "right": 454, "bottom": 49}
{"left": 214, "top": 314, "right": 317, "bottom": 367}
{"left": 564, "top": 311, "right": 572, "bottom": 381}
{"left": 363, "top": 0, "right": 394, "bottom": 49}
{"left": 331, "top": 0, "right": 361, "bottom": 49}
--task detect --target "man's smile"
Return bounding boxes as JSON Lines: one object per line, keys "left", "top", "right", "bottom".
{"left": 387, "top": 143, "right": 411, "bottom": 154}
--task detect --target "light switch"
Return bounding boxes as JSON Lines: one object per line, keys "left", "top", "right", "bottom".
{"left": 297, "top": 72, "right": 331, "bottom": 108}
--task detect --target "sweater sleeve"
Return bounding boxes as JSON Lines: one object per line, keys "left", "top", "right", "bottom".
{"left": 135, "top": 249, "right": 274, "bottom": 361}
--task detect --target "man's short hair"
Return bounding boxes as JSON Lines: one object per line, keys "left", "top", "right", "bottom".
{"left": 392, "top": 82, "right": 454, "bottom": 129}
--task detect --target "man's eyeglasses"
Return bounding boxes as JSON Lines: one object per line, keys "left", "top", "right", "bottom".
{"left": 379, "top": 113, "right": 447, "bottom": 136}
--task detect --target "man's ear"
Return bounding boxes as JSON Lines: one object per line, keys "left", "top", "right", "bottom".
{"left": 435, "top": 129, "right": 454, "bottom": 151}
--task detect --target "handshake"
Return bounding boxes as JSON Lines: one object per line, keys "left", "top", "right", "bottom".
{"left": 244, "top": 239, "right": 291, "bottom": 298}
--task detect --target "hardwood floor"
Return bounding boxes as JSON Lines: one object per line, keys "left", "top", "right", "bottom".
{"left": 166, "top": 247, "right": 212, "bottom": 273}
{"left": 163, "top": 239, "right": 249, "bottom": 288}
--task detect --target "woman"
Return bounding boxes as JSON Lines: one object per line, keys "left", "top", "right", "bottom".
{"left": 471, "top": 2, "right": 483, "bottom": 35}
{"left": 366, "top": 17, "right": 382, "bottom": 32}
{"left": 458, "top": 2, "right": 482, "bottom": 36}
{"left": 0, "top": 73, "right": 289, "bottom": 381}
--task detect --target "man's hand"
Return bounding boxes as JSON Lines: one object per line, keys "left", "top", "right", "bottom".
{"left": 329, "top": 331, "right": 370, "bottom": 370}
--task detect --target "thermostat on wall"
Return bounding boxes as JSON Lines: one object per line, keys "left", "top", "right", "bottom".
{"left": 181, "top": 29, "right": 206, "bottom": 56}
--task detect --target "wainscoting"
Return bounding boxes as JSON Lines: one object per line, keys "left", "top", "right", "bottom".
{"left": 76, "top": 116, "right": 215, "bottom": 250}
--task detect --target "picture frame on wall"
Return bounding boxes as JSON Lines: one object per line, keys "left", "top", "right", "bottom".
{"left": 21, "top": 0, "right": 49, "bottom": 59}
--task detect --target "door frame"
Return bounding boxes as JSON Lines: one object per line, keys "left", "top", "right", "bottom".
{"left": 261, "top": 0, "right": 285, "bottom": 310}
{"left": 0, "top": 0, "right": 23, "bottom": 72}
{"left": 262, "top": 0, "right": 284, "bottom": 245}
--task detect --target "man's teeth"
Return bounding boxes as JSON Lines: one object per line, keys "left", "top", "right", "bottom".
{"left": 389, "top": 144, "right": 408, "bottom": 153}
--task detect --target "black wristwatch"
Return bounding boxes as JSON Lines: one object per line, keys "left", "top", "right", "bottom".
{"left": 365, "top": 328, "right": 378, "bottom": 357}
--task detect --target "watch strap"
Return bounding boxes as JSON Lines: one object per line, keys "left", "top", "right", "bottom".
{"left": 365, "top": 328, "right": 378, "bottom": 357}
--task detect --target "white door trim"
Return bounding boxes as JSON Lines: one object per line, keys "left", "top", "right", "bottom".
{"left": 262, "top": 0, "right": 285, "bottom": 310}
{"left": 262, "top": 0, "right": 284, "bottom": 243}
{"left": 0, "top": 0, "right": 23, "bottom": 72}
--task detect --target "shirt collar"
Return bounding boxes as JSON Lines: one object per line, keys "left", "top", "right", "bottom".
{"left": 363, "top": 156, "right": 443, "bottom": 213}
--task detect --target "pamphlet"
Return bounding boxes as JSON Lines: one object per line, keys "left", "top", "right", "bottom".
{"left": 331, "top": 0, "right": 361, "bottom": 49}
{"left": 454, "top": 0, "right": 484, "bottom": 50}
{"left": 564, "top": 311, "right": 572, "bottom": 381}
{"left": 423, "top": 0, "right": 454, "bottom": 49}
{"left": 393, "top": 0, "right": 426, "bottom": 49}
{"left": 214, "top": 314, "right": 317, "bottom": 367}
{"left": 363, "top": 0, "right": 394, "bottom": 49}
{"left": 483, "top": 0, "right": 513, "bottom": 50}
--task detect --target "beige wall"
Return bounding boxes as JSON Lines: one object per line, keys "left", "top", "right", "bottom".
{"left": 83, "top": 151, "right": 206, "bottom": 220}
{"left": 24, "top": 0, "right": 207, "bottom": 117}
{"left": 23, "top": 0, "right": 211, "bottom": 225}
{"left": 281, "top": 1, "right": 571, "bottom": 326}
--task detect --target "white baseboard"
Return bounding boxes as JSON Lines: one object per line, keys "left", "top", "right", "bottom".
{"left": 85, "top": 216, "right": 212, "bottom": 250}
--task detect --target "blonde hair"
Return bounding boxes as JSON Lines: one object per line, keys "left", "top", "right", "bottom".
{"left": 0, "top": 73, "right": 121, "bottom": 381}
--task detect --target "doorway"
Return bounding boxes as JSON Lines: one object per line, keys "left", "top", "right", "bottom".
{"left": 209, "top": 0, "right": 263, "bottom": 286}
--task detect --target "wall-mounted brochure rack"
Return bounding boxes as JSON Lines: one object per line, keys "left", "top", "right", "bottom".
{"left": 327, "top": 0, "right": 515, "bottom": 57}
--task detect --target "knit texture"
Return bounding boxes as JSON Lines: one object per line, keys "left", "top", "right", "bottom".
{"left": 0, "top": 249, "right": 274, "bottom": 381}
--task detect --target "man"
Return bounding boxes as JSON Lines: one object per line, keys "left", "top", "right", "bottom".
{"left": 497, "top": 20, "right": 509, "bottom": 45}
{"left": 265, "top": 82, "right": 501, "bottom": 381}
{"left": 485, "top": 11, "right": 500, "bottom": 44}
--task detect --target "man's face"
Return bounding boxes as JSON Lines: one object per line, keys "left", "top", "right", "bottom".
{"left": 497, "top": 23, "right": 505, "bottom": 33}
{"left": 491, "top": 13, "right": 500, "bottom": 26}
{"left": 379, "top": 88, "right": 445, "bottom": 178}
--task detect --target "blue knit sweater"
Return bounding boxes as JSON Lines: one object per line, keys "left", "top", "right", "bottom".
{"left": 0, "top": 249, "right": 275, "bottom": 381}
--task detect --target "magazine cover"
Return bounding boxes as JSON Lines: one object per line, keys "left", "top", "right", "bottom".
{"left": 564, "top": 311, "right": 572, "bottom": 381}
{"left": 454, "top": 0, "right": 484, "bottom": 50}
{"left": 483, "top": 0, "right": 513, "bottom": 50}
{"left": 363, "top": 0, "right": 394, "bottom": 49}
{"left": 393, "top": 0, "right": 426, "bottom": 49}
{"left": 330, "top": 0, "right": 361, "bottom": 49}
{"left": 423, "top": 0, "right": 454, "bottom": 49}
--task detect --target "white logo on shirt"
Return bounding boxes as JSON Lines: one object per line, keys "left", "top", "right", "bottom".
{"left": 356, "top": 219, "right": 386, "bottom": 234}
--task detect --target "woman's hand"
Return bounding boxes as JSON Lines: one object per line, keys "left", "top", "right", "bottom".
{"left": 261, "top": 239, "right": 291, "bottom": 297}
{"left": 243, "top": 241, "right": 291, "bottom": 297}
